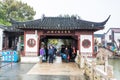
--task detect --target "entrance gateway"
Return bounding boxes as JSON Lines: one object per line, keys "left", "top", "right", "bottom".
{"left": 11, "top": 15, "right": 110, "bottom": 58}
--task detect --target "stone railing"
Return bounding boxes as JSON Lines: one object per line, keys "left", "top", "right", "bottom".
{"left": 75, "top": 54, "right": 116, "bottom": 80}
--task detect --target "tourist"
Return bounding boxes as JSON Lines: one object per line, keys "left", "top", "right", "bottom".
{"left": 48, "top": 45, "right": 54, "bottom": 63}
{"left": 44, "top": 46, "right": 48, "bottom": 61}
{"left": 68, "top": 46, "right": 72, "bottom": 61}
{"left": 53, "top": 46, "right": 57, "bottom": 59}
{"left": 39, "top": 46, "right": 46, "bottom": 63}
{"left": 64, "top": 47, "right": 70, "bottom": 62}
{"left": 60, "top": 45, "right": 65, "bottom": 58}
{"left": 71, "top": 46, "right": 76, "bottom": 61}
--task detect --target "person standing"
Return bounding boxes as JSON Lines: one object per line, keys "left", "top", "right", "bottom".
{"left": 61, "top": 45, "right": 65, "bottom": 59}
{"left": 39, "top": 47, "right": 45, "bottom": 63}
{"left": 64, "top": 47, "right": 70, "bottom": 62}
{"left": 71, "top": 46, "right": 76, "bottom": 61}
{"left": 69, "top": 46, "right": 73, "bottom": 61}
{"left": 44, "top": 46, "right": 48, "bottom": 61}
{"left": 48, "top": 45, "right": 54, "bottom": 63}
{"left": 53, "top": 46, "right": 57, "bottom": 59}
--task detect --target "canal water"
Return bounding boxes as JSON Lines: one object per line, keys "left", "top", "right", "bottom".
{"left": 108, "top": 58, "right": 120, "bottom": 80}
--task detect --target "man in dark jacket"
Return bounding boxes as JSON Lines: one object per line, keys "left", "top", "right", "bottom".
{"left": 48, "top": 46, "right": 54, "bottom": 63}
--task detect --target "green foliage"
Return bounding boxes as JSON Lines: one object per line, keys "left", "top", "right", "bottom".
{"left": 0, "top": 0, "right": 36, "bottom": 26}
{"left": 48, "top": 39, "right": 58, "bottom": 46}
{"left": 48, "top": 39, "right": 72, "bottom": 47}
{"left": 0, "top": 19, "right": 11, "bottom": 26}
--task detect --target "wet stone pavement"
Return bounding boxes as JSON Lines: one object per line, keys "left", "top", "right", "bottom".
{"left": 0, "top": 63, "right": 86, "bottom": 80}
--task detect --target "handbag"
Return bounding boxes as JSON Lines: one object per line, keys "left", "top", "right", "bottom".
{"left": 42, "top": 55, "right": 46, "bottom": 61}
{"left": 67, "top": 55, "right": 70, "bottom": 60}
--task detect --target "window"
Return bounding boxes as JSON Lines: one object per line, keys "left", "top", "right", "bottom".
{"left": 109, "top": 35, "right": 112, "bottom": 40}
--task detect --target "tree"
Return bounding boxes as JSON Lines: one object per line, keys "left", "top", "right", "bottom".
{"left": 0, "top": 0, "right": 36, "bottom": 25}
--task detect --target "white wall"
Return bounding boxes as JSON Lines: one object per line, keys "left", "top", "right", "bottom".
{"left": 114, "top": 32, "right": 120, "bottom": 47}
{"left": 105, "top": 29, "right": 112, "bottom": 43}
{"left": 0, "top": 28, "right": 3, "bottom": 51}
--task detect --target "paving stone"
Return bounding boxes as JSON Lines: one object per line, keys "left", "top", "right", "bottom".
{"left": 0, "top": 62, "right": 86, "bottom": 80}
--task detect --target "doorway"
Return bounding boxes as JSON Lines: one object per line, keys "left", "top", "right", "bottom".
{"left": 39, "top": 35, "right": 78, "bottom": 62}
{"left": 40, "top": 36, "right": 78, "bottom": 50}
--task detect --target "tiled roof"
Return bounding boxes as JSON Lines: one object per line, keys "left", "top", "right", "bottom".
{"left": 105, "top": 28, "right": 120, "bottom": 34}
{"left": 0, "top": 25, "right": 23, "bottom": 32}
{"left": 6, "top": 26, "right": 23, "bottom": 32}
{"left": 94, "top": 34, "right": 104, "bottom": 37}
{"left": 11, "top": 15, "right": 110, "bottom": 31}
{"left": 0, "top": 25, "right": 7, "bottom": 30}
{"left": 111, "top": 28, "right": 120, "bottom": 33}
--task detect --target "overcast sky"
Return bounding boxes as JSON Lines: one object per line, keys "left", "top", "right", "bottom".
{"left": 21, "top": 0, "right": 120, "bottom": 34}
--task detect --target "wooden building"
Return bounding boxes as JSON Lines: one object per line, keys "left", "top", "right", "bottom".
{"left": 0, "top": 25, "right": 23, "bottom": 50}
{"left": 11, "top": 16, "right": 110, "bottom": 62}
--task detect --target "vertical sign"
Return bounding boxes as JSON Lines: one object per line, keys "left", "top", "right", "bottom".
{"left": 80, "top": 35, "right": 92, "bottom": 56}
{"left": 26, "top": 34, "right": 38, "bottom": 52}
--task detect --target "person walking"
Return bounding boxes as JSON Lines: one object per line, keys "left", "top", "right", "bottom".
{"left": 48, "top": 45, "right": 54, "bottom": 63}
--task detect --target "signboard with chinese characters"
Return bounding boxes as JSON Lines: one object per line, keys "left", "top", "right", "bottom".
{"left": 44, "top": 30, "right": 73, "bottom": 34}
{"left": 80, "top": 35, "right": 93, "bottom": 56}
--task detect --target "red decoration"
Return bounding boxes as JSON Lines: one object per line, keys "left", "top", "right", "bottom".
{"left": 27, "top": 39, "right": 36, "bottom": 47}
{"left": 82, "top": 39, "right": 91, "bottom": 48}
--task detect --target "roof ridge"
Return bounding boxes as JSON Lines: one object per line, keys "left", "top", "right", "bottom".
{"left": 43, "top": 16, "right": 77, "bottom": 19}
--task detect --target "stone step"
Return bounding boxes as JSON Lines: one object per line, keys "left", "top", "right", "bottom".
{"left": 20, "top": 56, "right": 40, "bottom": 63}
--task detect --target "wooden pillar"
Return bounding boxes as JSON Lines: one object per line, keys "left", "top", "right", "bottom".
{"left": 36, "top": 31, "right": 39, "bottom": 56}
{"left": 92, "top": 32, "right": 95, "bottom": 57}
{"left": 38, "top": 30, "right": 44, "bottom": 56}
{"left": 23, "top": 31, "right": 26, "bottom": 56}
{"left": 37, "top": 35, "right": 40, "bottom": 56}
{"left": 77, "top": 35, "right": 80, "bottom": 53}
{"left": 4, "top": 35, "right": 8, "bottom": 50}
{"left": 75, "top": 33, "right": 80, "bottom": 54}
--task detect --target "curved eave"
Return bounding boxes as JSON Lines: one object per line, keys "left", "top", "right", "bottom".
{"left": 77, "top": 15, "right": 110, "bottom": 28}
{"left": 99, "top": 15, "right": 111, "bottom": 26}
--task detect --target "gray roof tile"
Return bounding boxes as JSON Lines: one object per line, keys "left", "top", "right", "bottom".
{"left": 11, "top": 16, "right": 110, "bottom": 31}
